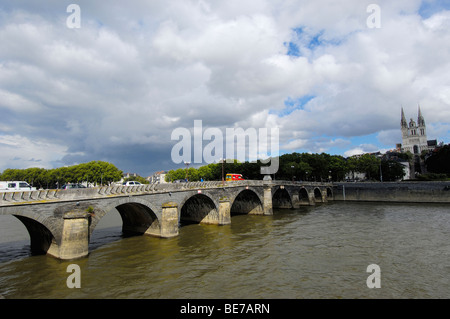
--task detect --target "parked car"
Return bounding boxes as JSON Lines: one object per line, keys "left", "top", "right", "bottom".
{"left": 61, "top": 183, "right": 86, "bottom": 190}
{"left": 0, "top": 181, "right": 36, "bottom": 192}
{"left": 122, "top": 181, "right": 142, "bottom": 186}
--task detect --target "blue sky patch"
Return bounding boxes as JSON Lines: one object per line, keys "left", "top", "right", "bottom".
{"left": 285, "top": 27, "right": 343, "bottom": 57}
{"left": 275, "top": 95, "right": 315, "bottom": 117}
{"left": 419, "top": 0, "right": 450, "bottom": 18}
{"left": 285, "top": 41, "right": 301, "bottom": 57}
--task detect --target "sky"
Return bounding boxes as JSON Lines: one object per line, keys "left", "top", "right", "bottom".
{"left": 1, "top": 0, "right": 450, "bottom": 177}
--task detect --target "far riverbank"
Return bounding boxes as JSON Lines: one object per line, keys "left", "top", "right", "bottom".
{"left": 333, "top": 181, "right": 450, "bottom": 203}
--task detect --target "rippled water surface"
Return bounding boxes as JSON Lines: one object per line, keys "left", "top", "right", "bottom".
{"left": 1, "top": 202, "right": 449, "bottom": 299}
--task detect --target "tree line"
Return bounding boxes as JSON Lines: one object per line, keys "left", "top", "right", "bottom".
{"left": 2, "top": 146, "right": 448, "bottom": 188}
{"left": 0, "top": 161, "right": 123, "bottom": 189}
{"left": 165, "top": 152, "right": 408, "bottom": 182}
{"left": 424, "top": 144, "right": 450, "bottom": 179}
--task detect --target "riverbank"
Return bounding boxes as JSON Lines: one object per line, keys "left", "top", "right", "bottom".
{"left": 333, "top": 181, "right": 450, "bottom": 203}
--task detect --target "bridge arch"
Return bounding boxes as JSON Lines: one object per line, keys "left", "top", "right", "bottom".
{"left": 12, "top": 214, "right": 56, "bottom": 255}
{"left": 314, "top": 187, "right": 323, "bottom": 203}
{"left": 91, "top": 197, "right": 161, "bottom": 237}
{"left": 230, "top": 189, "right": 264, "bottom": 216}
{"left": 5, "top": 209, "right": 62, "bottom": 257}
{"left": 298, "top": 187, "right": 310, "bottom": 205}
{"left": 179, "top": 193, "right": 219, "bottom": 225}
{"left": 272, "top": 187, "right": 293, "bottom": 209}
{"left": 326, "top": 187, "right": 333, "bottom": 200}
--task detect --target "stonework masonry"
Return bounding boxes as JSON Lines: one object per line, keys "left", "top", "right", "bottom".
{"left": 0, "top": 180, "right": 332, "bottom": 260}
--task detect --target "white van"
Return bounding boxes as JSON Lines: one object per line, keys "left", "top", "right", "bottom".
{"left": 122, "top": 181, "right": 142, "bottom": 186}
{"left": 0, "top": 181, "right": 36, "bottom": 192}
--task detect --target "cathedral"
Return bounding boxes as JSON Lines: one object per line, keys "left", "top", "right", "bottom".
{"left": 397, "top": 106, "right": 437, "bottom": 177}
{"left": 399, "top": 106, "right": 436, "bottom": 154}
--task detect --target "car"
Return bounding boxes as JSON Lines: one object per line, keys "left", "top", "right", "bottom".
{"left": 61, "top": 183, "right": 87, "bottom": 190}
{"left": 0, "top": 181, "right": 36, "bottom": 192}
{"left": 122, "top": 181, "right": 142, "bottom": 186}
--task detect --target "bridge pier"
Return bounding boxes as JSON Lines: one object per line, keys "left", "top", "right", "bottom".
{"left": 218, "top": 198, "right": 231, "bottom": 225}
{"left": 48, "top": 210, "right": 91, "bottom": 260}
{"left": 263, "top": 186, "right": 273, "bottom": 215}
{"left": 322, "top": 190, "right": 328, "bottom": 203}
{"left": 160, "top": 202, "right": 179, "bottom": 238}
{"left": 309, "top": 192, "right": 316, "bottom": 205}
{"left": 291, "top": 194, "right": 300, "bottom": 208}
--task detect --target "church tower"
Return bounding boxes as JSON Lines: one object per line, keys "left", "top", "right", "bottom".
{"left": 400, "top": 106, "right": 428, "bottom": 155}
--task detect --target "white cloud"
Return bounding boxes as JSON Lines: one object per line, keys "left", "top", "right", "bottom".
{"left": 0, "top": 135, "right": 67, "bottom": 169}
{"left": 0, "top": 1, "right": 449, "bottom": 175}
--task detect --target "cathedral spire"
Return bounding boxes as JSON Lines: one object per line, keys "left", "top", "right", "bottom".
{"left": 401, "top": 107, "right": 408, "bottom": 128}
{"left": 418, "top": 105, "right": 425, "bottom": 126}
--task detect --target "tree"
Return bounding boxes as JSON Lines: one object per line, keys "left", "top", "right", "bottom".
{"left": 165, "top": 168, "right": 187, "bottom": 182}
{"left": 0, "top": 161, "right": 123, "bottom": 188}
{"left": 355, "top": 154, "right": 381, "bottom": 180}
{"left": 380, "top": 160, "right": 405, "bottom": 181}
{"left": 328, "top": 155, "right": 348, "bottom": 181}
{"left": 426, "top": 144, "right": 450, "bottom": 176}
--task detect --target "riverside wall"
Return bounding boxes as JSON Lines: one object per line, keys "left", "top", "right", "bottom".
{"left": 333, "top": 181, "right": 450, "bottom": 203}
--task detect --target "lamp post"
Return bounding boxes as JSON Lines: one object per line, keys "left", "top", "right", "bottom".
{"left": 379, "top": 161, "right": 383, "bottom": 182}
{"left": 185, "top": 162, "right": 190, "bottom": 182}
{"left": 221, "top": 158, "right": 224, "bottom": 186}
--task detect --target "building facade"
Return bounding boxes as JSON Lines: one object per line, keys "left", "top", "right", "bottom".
{"left": 148, "top": 171, "right": 168, "bottom": 184}
{"left": 398, "top": 107, "right": 437, "bottom": 178}
{"left": 400, "top": 107, "right": 431, "bottom": 154}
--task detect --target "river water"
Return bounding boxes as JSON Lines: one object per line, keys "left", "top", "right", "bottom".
{"left": 0, "top": 201, "right": 449, "bottom": 299}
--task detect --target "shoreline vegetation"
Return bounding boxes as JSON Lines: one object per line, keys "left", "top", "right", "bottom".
{"left": 1, "top": 146, "right": 449, "bottom": 188}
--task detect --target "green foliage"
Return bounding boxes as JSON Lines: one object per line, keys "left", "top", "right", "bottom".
{"left": 165, "top": 153, "right": 361, "bottom": 182}
{"left": 0, "top": 161, "right": 123, "bottom": 189}
{"left": 354, "top": 153, "right": 381, "bottom": 180}
{"left": 162, "top": 152, "right": 413, "bottom": 182}
{"left": 416, "top": 173, "right": 449, "bottom": 181}
{"left": 380, "top": 160, "right": 405, "bottom": 181}
{"left": 425, "top": 145, "right": 450, "bottom": 176}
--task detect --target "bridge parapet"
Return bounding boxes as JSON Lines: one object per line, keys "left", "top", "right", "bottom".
{"left": 0, "top": 180, "right": 333, "bottom": 207}
{"left": 0, "top": 180, "right": 334, "bottom": 260}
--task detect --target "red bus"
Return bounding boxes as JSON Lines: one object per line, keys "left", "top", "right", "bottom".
{"left": 225, "top": 174, "right": 244, "bottom": 181}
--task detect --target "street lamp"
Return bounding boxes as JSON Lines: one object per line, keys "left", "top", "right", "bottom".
{"left": 184, "top": 162, "right": 190, "bottom": 182}
{"left": 221, "top": 158, "right": 225, "bottom": 186}
{"left": 379, "top": 161, "right": 383, "bottom": 182}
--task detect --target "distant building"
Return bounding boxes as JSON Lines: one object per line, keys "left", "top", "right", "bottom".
{"left": 398, "top": 106, "right": 437, "bottom": 178}
{"left": 400, "top": 106, "right": 436, "bottom": 154}
{"left": 118, "top": 172, "right": 139, "bottom": 184}
{"left": 123, "top": 172, "right": 139, "bottom": 179}
{"left": 148, "top": 171, "right": 168, "bottom": 184}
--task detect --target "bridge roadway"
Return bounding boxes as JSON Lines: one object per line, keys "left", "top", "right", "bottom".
{"left": 0, "top": 180, "right": 333, "bottom": 260}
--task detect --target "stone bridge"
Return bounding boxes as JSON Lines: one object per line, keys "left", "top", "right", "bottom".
{"left": 0, "top": 180, "right": 333, "bottom": 260}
